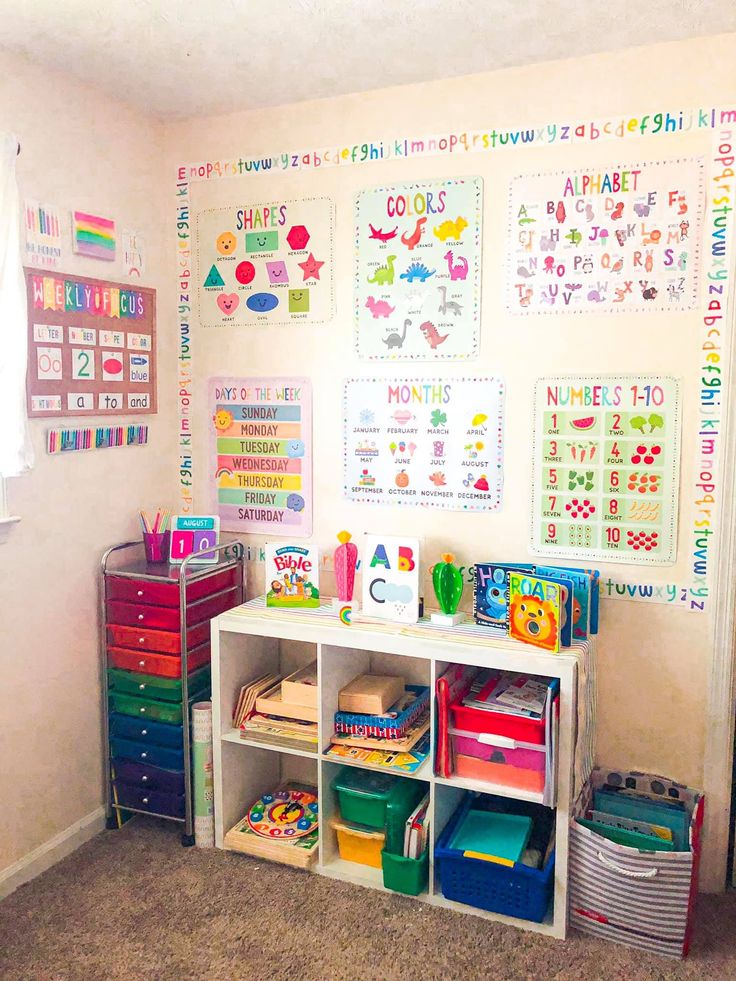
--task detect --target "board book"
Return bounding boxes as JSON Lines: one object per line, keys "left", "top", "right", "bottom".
{"left": 506, "top": 571, "right": 566, "bottom": 652}
{"left": 473, "top": 562, "right": 533, "bottom": 631}
{"left": 265, "top": 543, "right": 320, "bottom": 609}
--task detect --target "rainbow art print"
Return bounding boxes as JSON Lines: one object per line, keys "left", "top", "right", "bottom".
{"left": 72, "top": 210, "right": 116, "bottom": 261}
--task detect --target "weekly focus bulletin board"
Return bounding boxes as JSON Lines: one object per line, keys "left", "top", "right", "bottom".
{"left": 179, "top": 111, "right": 734, "bottom": 613}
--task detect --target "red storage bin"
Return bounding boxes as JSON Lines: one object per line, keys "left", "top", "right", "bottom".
{"left": 450, "top": 698, "right": 547, "bottom": 745}
{"left": 108, "top": 642, "right": 211, "bottom": 678}
{"left": 106, "top": 566, "right": 237, "bottom": 607}
{"left": 107, "top": 587, "right": 239, "bottom": 630}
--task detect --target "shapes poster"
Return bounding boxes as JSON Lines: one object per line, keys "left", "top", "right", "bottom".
{"left": 209, "top": 377, "right": 312, "bottom": 536}
{"left": 343, "top": 377, "right": 504, "bottom": 511}
{"left": 531, "top": 376, "right": 681, "bottom": 564}
{"left": 354, "top": 178, "right": 482, "bottom": 360}
{"left": 25, "top": 270, "right": 156, "bottom": 418}
{"left": 507, "top": 158, "right": 703, "bottom": 313}
{"left": 196, "top": 198, "right": 334, "bottom": 326}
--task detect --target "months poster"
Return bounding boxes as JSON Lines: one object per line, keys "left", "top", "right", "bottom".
{"left": 343, "top": 377, "right": 504, "bottom": 511}
{"left": 531, "top": 376, "right": 681, "bottom": 563}
{"left": 196, "top": 198, "right": 334, "bottom": 327}
{"left": 355, "top": 178, "right": 482, "bottom": 360}
{"left": 507, "top": 158, "right": 703, "bottom": 313}
{"left": 209, "top": 377, "right": 312, "bottom": 535}
{"left": 25, "top": 269, "right": 156, "bottom": 418}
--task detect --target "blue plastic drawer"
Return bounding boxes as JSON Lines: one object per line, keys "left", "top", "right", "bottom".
{"left": 111, "top": 759, "right": 184, "bottom": 794}
{"left": 113, "top": 780, "right": 185, "bottom": 819}
{"left": 110, "top": 736, "right": 184, "bottom": 770}
{"left": 109, "top": 713, "right": 183, "bottom": 748}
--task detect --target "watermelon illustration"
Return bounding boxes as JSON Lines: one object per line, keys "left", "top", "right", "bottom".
{"left": 571, "top": 416, "right": 595, "bottom": 431}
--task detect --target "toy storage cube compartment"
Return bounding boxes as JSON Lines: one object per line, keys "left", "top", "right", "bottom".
{"left": 569, "top": 766, "right": 704, "bottom": 959}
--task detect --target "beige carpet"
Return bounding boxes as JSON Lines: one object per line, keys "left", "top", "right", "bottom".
{"left": 1, "top": 818, "right": 735, "bottom": 980}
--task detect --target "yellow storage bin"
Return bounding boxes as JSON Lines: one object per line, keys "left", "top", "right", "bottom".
{"left": 332, "top": 817, "right": 385, "bottom": 868}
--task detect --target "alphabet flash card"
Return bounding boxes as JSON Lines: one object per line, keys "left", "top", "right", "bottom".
{"left": 361, "top": 535, "right": 420, "bottom": 624}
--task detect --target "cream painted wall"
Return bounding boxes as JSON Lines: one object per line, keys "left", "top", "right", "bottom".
{"left": 0, "top": 50, "right": 175, "bottom": 872}
{"left": 164, "top": 35, "right": 736, "bottom": 885}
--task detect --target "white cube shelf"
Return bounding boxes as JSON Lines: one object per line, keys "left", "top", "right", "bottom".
{"left": 211, "top": 600, "right": 589, "bottom": 940}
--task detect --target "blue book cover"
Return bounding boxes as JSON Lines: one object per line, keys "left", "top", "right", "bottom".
{"left": 473, "top": 562, "right": 534, "bottom": 631}
{"left": 537, "top": 565, "right": 592, "bottom": 642}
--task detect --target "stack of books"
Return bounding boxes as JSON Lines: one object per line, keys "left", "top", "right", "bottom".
{"left": 461, "top": 670, "right": 552, "bottom": 720}
{"left": 234, "top": 663, "right": 318, "bottom": 753}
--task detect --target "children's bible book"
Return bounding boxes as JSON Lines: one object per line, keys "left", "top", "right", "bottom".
{"left": 265, "top": 543, "right": 320, "bottom": 609}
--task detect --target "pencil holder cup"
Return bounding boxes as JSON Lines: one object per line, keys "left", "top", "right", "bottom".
{"left": 143, "top": 531, "right": 170, "bottom": 563}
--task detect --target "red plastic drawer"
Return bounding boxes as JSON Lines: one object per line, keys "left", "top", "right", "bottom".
{"left": 106, "top": 621, "right": 209, "bottom": 654}
{"left": 106, "top": 566, "right": 238, "bottom": 607}
{"left": 450, "top": 700, "right": 546, "bottom": 746}
{"left": 108, "top": 642, "right": 211, "bottom": 678}
{"left": 107, "top": 587, "right": 239, "bottom": 631}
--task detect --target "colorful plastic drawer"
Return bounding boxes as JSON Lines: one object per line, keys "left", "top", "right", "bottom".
{"left": 107, "top": 642, "right": 211, "bottom": 678}
{"left": 106, "top": 567, "right": 238, "bottom": 607}
{"left": 109, "top": 713, "right": 183, "bottom": 748}
{"left": 110, "top": 736, "right": 185, "bottom": 769}
{"left": 107, "top": 587, "right": 239, "bottom": 630}
{"left": 111, "top": 759, "right": 185, "bottom": 793}
{"left": 108, "top": 664, "right": 210, "bottom": 703}
{"left": 450, "top": 699, "right": 546, "bottom": 746}
{"left": 450, "top": 728, "right": 546, "bottom": 794}
{"left": 109, "top": 692, "right": 185, "bottom": 725}
{"left": 113, "top": 780, "right": 185, "bottom": 819}
{"left": 106, "top": 621, "right": 210, "bottom": 654}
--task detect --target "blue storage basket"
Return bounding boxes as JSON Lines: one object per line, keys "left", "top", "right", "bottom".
{"left": 335, "top": 685, "right": 429, "bottom": 732}
{"left": 435, "top": 795, "right": 555, "bottom": 923}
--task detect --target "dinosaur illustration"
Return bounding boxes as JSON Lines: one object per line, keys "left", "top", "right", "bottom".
{"left": 366, "top": 255, "right": 397, "bottom": 286}
{"left": 400, "top": 261, "right": 435, "bottom": 284}
{"left": 382, "top": 318, "right": 411, "bottom": 349}
{"left": 365, "top": 296, "right": 396, "bottom": 318}
{"left": 433, "top": 216, "right": 468, "bottom": 242}
{"left": 437, "top": 285, "right": 463, "bottom": 317}
{"left": 444, "top": 250, "right": 469, "bottom": 281}
{"left": 368, "top": 223, "right": 398, "bottom": 242}
{"left": 420, "top": 320, "right": 449, "bottom": 350}
{"left": 401, "top": 217, "right": 427, "bottom": 250}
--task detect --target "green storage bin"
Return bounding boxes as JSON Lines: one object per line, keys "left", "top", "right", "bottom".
{"left": 382, "top": 849, "right": 429, "bottom": 896}
{"left": 331, "top": 767, "right": 426, "bottom": 851}
{"left": 109, "top": 691, "right": 185, "bottom": 725}
{"left": 108, "top": 665, "right": 210, "bottom": 703}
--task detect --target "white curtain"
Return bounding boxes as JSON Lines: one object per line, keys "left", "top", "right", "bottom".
{"left": 0, "top": 131, "right": 33, "bottom": 477}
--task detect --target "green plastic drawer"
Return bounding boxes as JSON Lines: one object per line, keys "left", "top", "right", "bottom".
{"left": 331, "top": 767, "right": 426, "bottom": 846}
{"left": 108, "top": 665, "right": 210, "bottom": 703}
{"left": 109, "top": 691, "right": 184, "bottom": 724}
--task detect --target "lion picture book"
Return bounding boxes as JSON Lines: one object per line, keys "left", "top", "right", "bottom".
{"left": 506, "top": 570, "right": 574, "bottom": 653}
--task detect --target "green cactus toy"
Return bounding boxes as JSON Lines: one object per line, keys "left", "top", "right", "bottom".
{"left": 431, "top": 553, "right": 465, "bottom": 625}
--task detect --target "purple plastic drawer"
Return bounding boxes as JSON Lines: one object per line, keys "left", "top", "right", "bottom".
{"left": 111, "top": 759, "right": 185, "bottom": 794}
{"left": 113, "top": 780, "right": 185, "bottom": 818}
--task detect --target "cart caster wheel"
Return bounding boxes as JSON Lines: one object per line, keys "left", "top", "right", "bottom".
{"left": 181, "top": 834, "right": 195, "bottom": 847}
{"left": 105, "top": 815, "right": 118, "bottom": 830}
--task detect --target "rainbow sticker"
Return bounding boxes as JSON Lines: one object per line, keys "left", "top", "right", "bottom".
{"left": 338, "top": 604, "right": 353, "bottom": 625}
{"left": 72, "top": 211, "right": 116, "bottom": 261}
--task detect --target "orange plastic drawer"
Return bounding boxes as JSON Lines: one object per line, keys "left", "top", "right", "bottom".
{"left": 107, "top": 587, "right": 239, "bottom": 631}
{"left": 108, "top": 642, "right": 211, "bottom": 678}
{"left": 107, "top": 621, "right": 210, "bottom": 654}
{"left": 106, "top": 566, "right": 238, "bottom": 607}
{"left": 454, "top": 754, "right": 546, "bottom": 793}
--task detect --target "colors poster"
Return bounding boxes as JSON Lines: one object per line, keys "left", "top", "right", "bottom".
{"left": 196, "top": 197, "right": 334, "bottom": 326}
{"left": 355, "top": 177, "right": 482, "bottom": 360}
{"left": 531, "top": 376, "right": 681, "bottom": 563}
{"left": 343, "top": 377, "right": 504, "bottom": 511}
{"left": 209, "top": 377, "right": 313, "bottom": 535}
{"left": 24, "top": 200, "right": 63, "bottom": 269}
{"left": 507, "top": 158, "right": 704, "bottom": 313}
{"left": 72, "top": 211, "right": 116, "bottom": 261}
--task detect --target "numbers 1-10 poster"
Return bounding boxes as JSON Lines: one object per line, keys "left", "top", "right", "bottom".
{"left": 531, "top": 376, "right": 681, "bottom": 564}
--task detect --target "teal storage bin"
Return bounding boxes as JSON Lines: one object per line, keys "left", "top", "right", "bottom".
{"left": 331, "top": 767, "right": 426, "bottom": 852}
{"left": 382, "top": 849, "right": 429, "bottom": 896}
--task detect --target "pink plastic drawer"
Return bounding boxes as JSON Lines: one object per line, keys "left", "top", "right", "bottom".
{"left": 107, "top": 587, "right": 239, "bottom": 630}
{"left": 450, "top": 727, "right": 546, "bottom": 794}
{"left": 106, "top": 567, "right": 237, "bottom": 607}
{"left": 106, "top": 621, "right": 209, "bottom": 654}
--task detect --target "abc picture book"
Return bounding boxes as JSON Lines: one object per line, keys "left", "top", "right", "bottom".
{"left": 265, "top": 543, "right": 320, "bottom": 609}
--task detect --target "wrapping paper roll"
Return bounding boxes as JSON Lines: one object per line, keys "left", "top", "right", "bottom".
{"left": 192, "top": 701, "right": 215, "bottom": 848}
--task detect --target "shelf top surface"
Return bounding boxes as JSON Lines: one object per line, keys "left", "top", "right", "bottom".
{"left": 217, "top": 597, "right": 589, "bottom": 672}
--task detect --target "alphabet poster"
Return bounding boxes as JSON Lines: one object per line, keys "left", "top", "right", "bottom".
{"left": 354, "top": 177, "right": 482, "bottom": 360}
{"left": 196, "top": 198, "right": 334, "bottom": 326}
{"left": 531, "top": 376, "right": 681, "bottom": 563}
{"left": 507, "top": 158, "right": 703, "bottom": 313}
{"left": 209, "top": 376, "right": 312, "bottom": 536}
{"left": 25, "top": 269, "right": 157, "bottom": 418}
{"left": 343, "top": 377, "right": 504, "bottom": 511}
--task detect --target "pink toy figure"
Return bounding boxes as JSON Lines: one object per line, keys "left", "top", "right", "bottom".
{"left": 333, "top": 530, "right": 358, "bottom": 603}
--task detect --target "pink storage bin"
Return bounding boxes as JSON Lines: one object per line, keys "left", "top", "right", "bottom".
{"left": 450, "top": 727, "right": 547, "bottom": 794}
